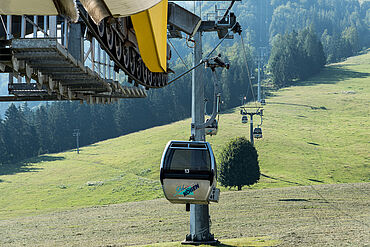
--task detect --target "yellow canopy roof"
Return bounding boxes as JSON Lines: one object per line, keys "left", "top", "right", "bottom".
{"left": 131, "top": 0, "right": 168, "bottom": 72}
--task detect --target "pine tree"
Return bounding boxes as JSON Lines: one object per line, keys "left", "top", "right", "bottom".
{"left": 3, "top": 104, "right": 39, "bottom": 162}
{"left": 48, "top": 103, "right": 73, "bottom": 152}
{"left": 0, "top": 117, "right": 8, "bottom": 164}
{"left": 34, "top": 106, "right": 52, "bottom": 154}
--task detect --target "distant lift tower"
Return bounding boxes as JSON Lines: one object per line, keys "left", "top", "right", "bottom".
{"left": 73, "top": 129, "right": 80, "bottom": 154}
{"left": 240, "top": 106, "right": 263, "bottom": 145}
{"left": 167, "top": 1, "right": 241, "bottom": 244}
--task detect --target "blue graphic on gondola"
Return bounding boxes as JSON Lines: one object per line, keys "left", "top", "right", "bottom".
{"left": 174, "top": 184, "right": 200, "bottom": 197}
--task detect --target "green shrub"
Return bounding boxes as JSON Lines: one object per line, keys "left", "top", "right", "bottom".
{"left": 219, "top": 137, "right": 260, "bottom": 190}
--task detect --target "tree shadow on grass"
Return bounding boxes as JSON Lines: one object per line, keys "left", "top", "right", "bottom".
{"left": 222, "top": 108, "right": 238, "bottom": 114}
{"left": 261, "top": 173, "right": 303, "bottom": 186}
{"left": 215, "top": 243, "right": 236, "bottom": 247}
{"left": 263, "top": 64, "right": 370, "bottom": 109}
{"left": 0, "top": 155, "right": 65, "bottom": 176}
{"left": 267, "top": 102, "right": 328, "bottom": 110}
{"left": 279, "top": 198, "right": 309, "bottom": 202}
{"left": 297, "top": 66, "right": 370, "bottom": 87}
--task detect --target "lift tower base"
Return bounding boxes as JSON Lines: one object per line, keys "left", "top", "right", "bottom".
{"left": 182, "top": 239, "right": 219, "bottom": 245}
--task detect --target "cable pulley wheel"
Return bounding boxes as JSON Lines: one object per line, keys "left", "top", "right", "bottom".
{"left": 162, "top": 73, "right": 167, "bottom": 86}
{"left": 142, "top": 63, "right": 148, "bottom": 84}
{"left": 106, "top": 25, "right": 114, "bottom": 50}
{"left": 129, "top": 48, "right": 136, "bottom": 75}
{"left": 157, "top": 72, "right": 163, "bottom": 86}
{"left": 98, "top": 20, "right": 105, "bottom": 38}
{"left": 123, "top": 46, "right": 130, "bottom": 70}
{"left": 148, "top": 71, "right": 153, "bottom": 86}
{"left": 136, "top": 60, "right": 142, "bottom": 81}
{"left": 153, "top": 73, "right": 159, "bottom": 87}
{"left": 115, "top": 36, "right": 122, "bottom": 61}
{"left": 82, "top": 13, "right": 171, "bottom": 89}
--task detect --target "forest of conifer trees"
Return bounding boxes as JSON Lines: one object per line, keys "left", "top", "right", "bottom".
{"left": 0, "top": 0, "right": 369, "bottom": 163}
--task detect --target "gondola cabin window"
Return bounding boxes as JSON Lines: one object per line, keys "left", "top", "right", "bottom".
{"left": 165, "top": 149, "right": 211, "bottom": 171}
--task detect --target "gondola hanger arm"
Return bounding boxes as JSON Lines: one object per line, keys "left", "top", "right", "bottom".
{"left": 194, "top": 60, "right": 225, "bottom": 130}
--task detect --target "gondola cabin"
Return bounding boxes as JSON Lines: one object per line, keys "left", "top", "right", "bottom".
{"left": 160, "top": 141, "right": 217, "bottom": 204}
{"left": 242, "top": 116, "right": 248, "bottom": 124}
{"left": 253, "top": 127, "right": 262, "bottom": 139}
{"left": 205, "top": 119, "right": 218, "bottom": 136}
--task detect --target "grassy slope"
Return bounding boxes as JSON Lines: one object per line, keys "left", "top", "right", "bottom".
{"left": 1, "top": 183, "right": 368, "bottom": 246}
{"left": 0, "top": 52, "right": 369, "bottom": 219}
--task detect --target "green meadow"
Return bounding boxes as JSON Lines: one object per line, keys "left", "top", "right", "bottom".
{"left": 0, "top": 51, "right": 369, "bottom": 219}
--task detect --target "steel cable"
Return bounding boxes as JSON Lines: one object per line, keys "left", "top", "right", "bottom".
{"left": 168, "top": 38, "right": 190, "bottom": 70}
{"left": 167, "top": 22, "right": 239, "bottom": 85}
{"left": 240, "top": 34, "right": 257, "bottom": 106}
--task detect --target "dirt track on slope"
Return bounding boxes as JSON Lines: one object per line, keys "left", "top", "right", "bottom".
{"left": 0, "top": 183, "right": 369, "bottom": 246}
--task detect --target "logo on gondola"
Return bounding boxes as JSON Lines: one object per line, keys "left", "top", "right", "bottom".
{"left": 174, "top": 184, "right": 200, "bottom": 197}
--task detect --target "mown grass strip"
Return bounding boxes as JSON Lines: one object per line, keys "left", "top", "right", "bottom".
{"left": 138, "top": 236, "right": 279, "bottom": 247}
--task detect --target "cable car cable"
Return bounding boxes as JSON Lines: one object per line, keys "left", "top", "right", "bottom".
{"left": 166, "top": 22, "right": 238, "bottom": 85}
{"left": 203, "top": 22, "right": 238, "bottom": 61}
{"left": 168, "top": 38, "right": 190, "bottom": 70}
{"left": 0, "top": 16, "right": 9, "bottom": 37}
{"left": 240, "top": 34, "right": 257, "bottom": 107}
{"left": 221, "top": 0, "right": 236, "bottom": 22}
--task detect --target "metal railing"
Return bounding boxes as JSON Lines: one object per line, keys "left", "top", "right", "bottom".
{"left": 1, "top": 14, "right": 119, "bottom": 83}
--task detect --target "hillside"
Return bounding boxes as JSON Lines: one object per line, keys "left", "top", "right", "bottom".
{"left": 0, "top": 51, "right": 369, "bottom": 219}
{"left": 1, "top": 183, "right": 368, "bottom": 246}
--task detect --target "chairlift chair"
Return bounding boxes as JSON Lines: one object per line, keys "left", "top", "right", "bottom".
{"left": 160, "top": 141, "right": 217, "bottom": 204}
{"left": 242, "top": 116, "right": 248, "bottom": 124}
{"left": 253, "top": 127, "right": 262, "bottom": 139}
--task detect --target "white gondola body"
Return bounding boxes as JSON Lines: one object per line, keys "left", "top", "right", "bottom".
{"left": 254, "top": 133, "right": 262, "bottom": 139}
{"left": 160, "top": 141, "right": 217, "bottom": 204}
{"left": 162, "top": 179, "right": 212, "bottom": 204}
